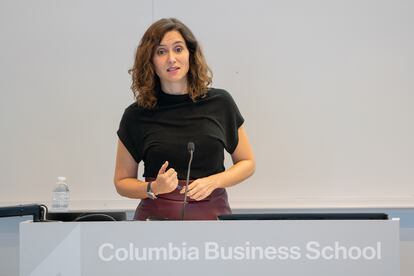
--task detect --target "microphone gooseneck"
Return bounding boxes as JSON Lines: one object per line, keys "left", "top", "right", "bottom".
{"left": 181, "top": 142, "right": 195, "bottom": 220}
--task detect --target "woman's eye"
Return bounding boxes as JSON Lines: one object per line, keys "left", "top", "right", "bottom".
{"left": 175, "top": 47, "right": 183, "bottom": 53}
{"left": 157, "top": 49, "right": 166, "bottom": 55}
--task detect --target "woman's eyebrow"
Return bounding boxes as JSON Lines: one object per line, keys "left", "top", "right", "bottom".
{"left": 158, "top": 41, "right": 185, "bottom": 47}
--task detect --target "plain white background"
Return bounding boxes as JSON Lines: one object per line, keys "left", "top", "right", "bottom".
{"left": 0, "top": 0, "right": 413, "bottom": 209}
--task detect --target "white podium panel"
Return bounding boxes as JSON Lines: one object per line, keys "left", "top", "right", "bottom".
{"left": 20, "top": 219, "right": 399, "bottom": 276}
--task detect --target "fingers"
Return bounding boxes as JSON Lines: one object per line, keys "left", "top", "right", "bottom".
{"left": 188, "top": 184, "right": 202, "bottom": 199}
{"left": 180, "top": 181, "right": 207, "bottom": 201}
{"left": 156, "top": 162, "right": 178, "bottom": 194}
{"left": 189, "top": 189, "right": 208, "bottom": 201}
{"left": 164, "top": 168, "right": 177, "bottom": 178}
{"left": 158, "top": 161, "right": 169, "bottom": 175}
{"left": 158, "top": 161, "right": 178, "bottom": 179}
{"left": 185, "top": 182, "right": 197, "bottom": 193}
{"left": 169, "top": 170, "right": 178, "bottom": 181}
{"left": 179, "top": 181, "right": 194, "bottom": 194}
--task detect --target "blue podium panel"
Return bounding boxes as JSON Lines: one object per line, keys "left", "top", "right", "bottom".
{"left": 20, "top": 219, "right": 399, "bottom": 276}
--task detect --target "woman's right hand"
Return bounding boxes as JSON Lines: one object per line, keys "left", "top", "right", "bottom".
{"left": 152, "top": 161, "right": 178, "bottom": 195}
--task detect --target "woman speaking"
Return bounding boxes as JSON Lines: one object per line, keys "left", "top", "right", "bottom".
{"left": 114, "top": 18, "right": 255, "bottom": 220}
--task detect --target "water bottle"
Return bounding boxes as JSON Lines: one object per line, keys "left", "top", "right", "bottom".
{"left": 52, "top": 176, "right": 70, "bottom": 210}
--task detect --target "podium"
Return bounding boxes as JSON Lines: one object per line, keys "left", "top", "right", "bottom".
{"left": 20, "top": 219, "right": 399, "bottom": 276}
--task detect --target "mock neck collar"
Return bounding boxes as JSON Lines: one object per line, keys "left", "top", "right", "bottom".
{"left": 156, "top": 87, "right": 191, "bottom": 106}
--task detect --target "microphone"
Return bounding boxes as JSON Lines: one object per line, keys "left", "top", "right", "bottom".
{"left": 181, "top": 142, "right": 195, "bottom": 220}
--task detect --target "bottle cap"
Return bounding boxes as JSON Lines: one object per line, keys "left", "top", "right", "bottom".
{"left": 57, "top": 176, "right": 67, "bottom": 182}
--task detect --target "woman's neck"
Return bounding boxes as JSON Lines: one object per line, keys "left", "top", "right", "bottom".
{"left": 161, "top": 81, "right": 188, "bottom": 95}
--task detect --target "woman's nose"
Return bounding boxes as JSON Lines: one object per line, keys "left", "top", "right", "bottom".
{"left": 167, "top": 51, "right": 176, "bottom": 64}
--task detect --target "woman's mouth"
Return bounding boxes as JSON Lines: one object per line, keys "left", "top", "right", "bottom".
{"left": 167, "top": 66, "right": 180, "bottom": 72}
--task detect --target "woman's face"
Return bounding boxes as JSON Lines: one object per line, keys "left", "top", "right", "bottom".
{"left": 153, "top": 30, "right": 190, "bottom": 92}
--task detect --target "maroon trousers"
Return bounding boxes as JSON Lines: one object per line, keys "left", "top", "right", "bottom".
{"left": 133, "top": 180, "right": 232, "bottom": 220}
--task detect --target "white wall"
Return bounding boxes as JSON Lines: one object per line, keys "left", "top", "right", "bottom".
{"left": 1, "top": 0, "right": 413, "bottom": 210}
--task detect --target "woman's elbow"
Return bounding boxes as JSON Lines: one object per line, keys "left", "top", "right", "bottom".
{"left": 248, "top": 159, "right": 256, "bottom": 177}
{"left": 114, "top": 178, "right": 127, "bottom": 197}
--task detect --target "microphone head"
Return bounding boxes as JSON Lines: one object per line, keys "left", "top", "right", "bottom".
{"left": 187, "top": 142, "right": 195, "bottom": 152}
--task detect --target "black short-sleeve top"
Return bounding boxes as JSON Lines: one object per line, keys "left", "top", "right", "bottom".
{"left": 117, "top": 88, "right": 244, "bottom": 180}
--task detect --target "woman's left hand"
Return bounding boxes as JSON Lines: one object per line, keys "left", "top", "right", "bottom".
{"left": 179, "top": 176, "right": 218, "bottom": 201}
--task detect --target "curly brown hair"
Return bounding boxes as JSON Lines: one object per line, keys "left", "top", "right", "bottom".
{"left": 129, "top": 18, "right": 213, "bottom": 109}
